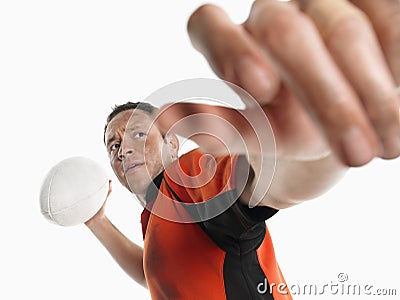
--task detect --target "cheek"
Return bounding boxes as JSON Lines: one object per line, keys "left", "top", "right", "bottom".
{"left": 111, "top": 158, "right": 126, "bottom": 181}
{"left": 110, "top": 157, "right": 119, "bottom": 172}
{"left": 144, "top": 142, "right": 165, "bottom": 172}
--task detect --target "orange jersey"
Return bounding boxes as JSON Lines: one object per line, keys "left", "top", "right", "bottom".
{"left": 141, "top": 149, "right": 292, "bottom": 300}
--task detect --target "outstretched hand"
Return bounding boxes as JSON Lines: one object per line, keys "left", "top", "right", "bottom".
{"left": 177, "top": 0, "right": 400, "bottom": 167}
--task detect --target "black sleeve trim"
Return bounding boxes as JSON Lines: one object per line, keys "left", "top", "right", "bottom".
{"left": 235, "top": 202, "right": 278, "bottom": 227}
{"left": 234, "top": 155, "right": 278, "bottom": 225}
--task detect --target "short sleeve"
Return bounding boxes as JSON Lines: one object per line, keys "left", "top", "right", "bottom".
{"left": 163, "top": 149, "right": 278, "bottom": 253}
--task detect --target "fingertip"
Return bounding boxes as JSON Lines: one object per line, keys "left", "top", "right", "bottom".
{"left": 340, "top": 127, "right": 377, "bottom": 167}
{"left": 187, "top": 4, "right": 229, "bottom": 37}
{"left": 108, "top": 179, "right": 113, "bottom": 192}
{"left": 381, "top": 136, "right": 400, "bottom": 160}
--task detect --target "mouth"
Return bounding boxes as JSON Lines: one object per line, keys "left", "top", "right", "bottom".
{"left": 124, "top": 162, "right": 145, "bottom": 173}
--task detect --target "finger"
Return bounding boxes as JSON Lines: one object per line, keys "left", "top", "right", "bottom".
{"left": 350, "top": 0, "right": 400, "bottom": 84}
{"left": 245, "top": 0, "right": 380, "bottom": 166}
{"left": 301, "top": 0, "right": 400, "bottom": 159}
{"left": 157, "top": 102, "right": 247, "bottom": 154}
{"left": 156, "top": 102, "right": 258, "bottom": 155}
{"left": 107, "top": 180, "right": 112, "bottom": 198}
{"left": 187, "top": 4, "right": 281, "bottom": 105}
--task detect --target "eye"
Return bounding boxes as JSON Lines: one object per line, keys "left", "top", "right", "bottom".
{"left": 110, "top": 143, "right": 120, "bottom": 152}
{"left": 134, "top": 132, "right": 146, "bottom": 139}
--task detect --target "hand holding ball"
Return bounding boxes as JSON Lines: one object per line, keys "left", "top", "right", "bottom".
{"left": 40, "top": 157, "right": 110, "bottom": 226}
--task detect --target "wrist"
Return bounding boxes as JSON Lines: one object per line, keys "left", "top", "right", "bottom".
{"left": 85, "top": 214, "right": 108, "bottom": 230}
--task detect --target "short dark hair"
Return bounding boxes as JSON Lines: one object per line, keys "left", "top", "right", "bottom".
{"left": 103, "top": 101, "right": 159, "bottom": 144}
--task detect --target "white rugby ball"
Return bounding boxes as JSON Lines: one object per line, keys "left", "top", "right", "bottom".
{"left": 40, "top": 156, "right": 109, "bottom": 226}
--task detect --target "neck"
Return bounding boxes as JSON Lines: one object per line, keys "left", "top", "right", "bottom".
{"left": 136, "top": 193, "right": 146, "bottom": 207}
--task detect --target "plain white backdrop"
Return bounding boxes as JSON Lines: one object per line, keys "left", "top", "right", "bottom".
{"left": 1, "top": 1, "right": 399, "bottom": 299}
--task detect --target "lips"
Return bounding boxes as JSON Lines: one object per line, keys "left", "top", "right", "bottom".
{"left": 124, "top": 162, "right": 145, "bottom": 173}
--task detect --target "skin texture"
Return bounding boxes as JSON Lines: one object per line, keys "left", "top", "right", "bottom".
{"left": 85, "top": 180, "right": 148, "bottom": 288}
{"left": 104, "top": 109, "right": 179, "bottom": 203}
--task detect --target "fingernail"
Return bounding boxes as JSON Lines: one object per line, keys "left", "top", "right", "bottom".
{"left": 382, "top": 135, "right": 400, "bottom": 159}
{"left": 341, "top": 127, "right": 374, "bottom": 166}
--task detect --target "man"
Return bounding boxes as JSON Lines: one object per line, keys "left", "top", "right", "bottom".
{"left": 85, "top": 1, "right": 400, "bottom": 299}
{"left": 88, "top": 99, "right": 310, "bottom": 299}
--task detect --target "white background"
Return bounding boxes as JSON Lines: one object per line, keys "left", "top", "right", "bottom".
{"left": 1, "top": 1, "right": 399, "bottom": 299}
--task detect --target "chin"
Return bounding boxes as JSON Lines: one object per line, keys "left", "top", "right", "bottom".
{"left": 127, "top": 180, "right": 150, "bottom": 196}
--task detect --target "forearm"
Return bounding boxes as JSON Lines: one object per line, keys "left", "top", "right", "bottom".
{"left": 86, "top": 216, "right": 147, "bottom": 288}
{"left": 242, "top": 151, "right": 346, "bottom": 209}
{"left": 265, "top": 152, "right": 347, "bottom": 208}
{"left": 158, "top": 102, "right": 347, "bottom": 208}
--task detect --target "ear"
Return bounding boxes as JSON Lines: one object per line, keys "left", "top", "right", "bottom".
{"left": 164, "top": 133, "right": 180, "bottom": 158}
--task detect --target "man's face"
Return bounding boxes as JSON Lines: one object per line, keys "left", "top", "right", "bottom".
{"left": 105, "top": 109, "right": 177, "bottom": 198}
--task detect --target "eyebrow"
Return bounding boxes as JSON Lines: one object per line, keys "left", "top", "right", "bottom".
{"left": 106, "top": 134, "right": 118, "bottom": 148}
{"left": 105, "top": 122, "right": 149, "bottom": 147}
{"left": 126, "top": 124, "right": 147, "bottom": 131}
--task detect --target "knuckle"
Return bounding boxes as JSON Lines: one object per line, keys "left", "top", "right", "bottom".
{"left": 379, "top": 9, "right": 400, "bottom": 44}
{"left": 328, "top": 15, "right": 371, "bottom": 45}
{"left": 305, "top": 0, "right": 370, "bottom": 39}
{"left": 190, "top": 3, "right": 218, "bottom": 18}
{"left": 259, "top": 10, "right": 314, "bottom": 49}
{"left": 366, "top": 102, "right": 399, "bottom": 132}
{"left": 188, "top": 4, "right": 221, "bottom": 30}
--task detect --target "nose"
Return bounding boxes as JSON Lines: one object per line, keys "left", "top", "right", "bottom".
{"left": 118, "top": 145, "right": 135, "bottom": 160}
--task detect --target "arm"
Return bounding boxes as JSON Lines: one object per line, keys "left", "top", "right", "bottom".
{"left": 157, "top": 101, "right": 346, "bottom": 209}
{"left": 156, "top": 1, "right": 400, "bottom": 208}
{"left": 85, "top": 181, "right": 147, "bottom": 288}
{"left": 244, "top": 150, "right": 346, "bottom": 209}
